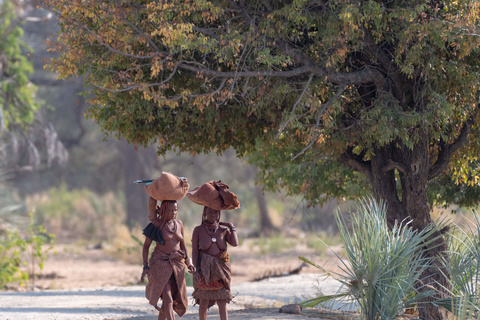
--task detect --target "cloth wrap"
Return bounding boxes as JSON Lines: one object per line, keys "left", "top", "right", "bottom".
{"left": 145, "top": 247, "right": 188, "bottom": 316}
{"left": 192, "top": 250, "right": 233, "bottom": 308}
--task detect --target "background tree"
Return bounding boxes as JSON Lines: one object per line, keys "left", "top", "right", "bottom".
{"left": 0, "top": 0, "right": 37, "bottom": 131}
{"left": 0, "top": 0, "right": 67, "bottom": 176}
{"left": 38, "top": 1, "right": 480, "bottom": 318}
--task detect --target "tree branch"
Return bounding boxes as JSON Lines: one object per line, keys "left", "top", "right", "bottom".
{"left": 90, "top": 61, "right": 181, "bottom": 92}
{"left": 339, "top": 148, "right": 373, "bottom": 183}
{"left": 114, "top": 0, "right": 161, "bottom": 53}
{"left": 277, "top": 73, "right": 314, "bottom": 138}
{"left": 428, "top": 107, "right": 479, "bottom": 180}
{"left": 271, "top": 38, "right": 387, "bottom": 89}
{"left": 291, "top": 85, "right": 345, "bottom": 160}
{"left": 362, "top": 27, "right": 405, "bottom": 105}
{"left": 383, "top": 159, "right": 407, "bottom": 175}
{"left": 179, "top": 61, "right": 386, "bottom": 89}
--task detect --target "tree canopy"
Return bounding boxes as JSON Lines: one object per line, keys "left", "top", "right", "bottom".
{"left": 41, "top": 0, "right": 480, "bottom": 211}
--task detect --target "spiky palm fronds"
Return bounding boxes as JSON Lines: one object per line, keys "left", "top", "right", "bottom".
{"left": 301, "top": 197, "right": 442, "bottom": 320}
{"left": 438, "top": 211, "right": 480, "bottom": 319}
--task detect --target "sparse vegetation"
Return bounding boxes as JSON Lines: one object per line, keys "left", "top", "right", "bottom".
{"left": 435, "top": 211, "right": 480, "bottom": 319}
{"left": 301, "top": 198, "right": 444, "bottom": 320}
{"left": 0, "top": 212, "right": 55, "bottom": 290}
{"left": 0, "top": 228, "right": 29, "bottom": 288}
{"left": 305, "top": 233, "right": 342, "bottom": 256}
{"left": 27, "top": 186, "right": 126, "bottom": 242}
{"left": 255, "top": 234, "right": 296, "bottom": 255}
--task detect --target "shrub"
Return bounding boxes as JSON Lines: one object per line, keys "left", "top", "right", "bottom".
{"left": 0, "top": 212, "right": 55, "bottom": 289}
{"left": 435, "top": 211, "right": 480, "bottom": 319}
{"left": 301, "top": 197, "right": 442, "bottom": 320}
{"left": 0, "top": 228, "right": 29, "bottom": 288}
{"left": 28, "top": 186, "right": 125, "bottom": 242}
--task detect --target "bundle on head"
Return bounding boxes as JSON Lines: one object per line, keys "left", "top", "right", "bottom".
{"left": 186, "top": 180, "right": 240, "bottom": 211}
{"left": 145, "top": 172, "right": 189, "bottom": 221}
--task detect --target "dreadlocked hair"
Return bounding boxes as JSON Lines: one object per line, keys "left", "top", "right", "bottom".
{"left": 157, "top": 200, "right": 177, "bottom": 219}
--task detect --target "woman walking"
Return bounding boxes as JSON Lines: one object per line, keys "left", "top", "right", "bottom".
{"left": 140, "top": 200, "right": 195, "bottom": 320}
{"left": 191, "top": 206, "right": 238, "bottom": 320}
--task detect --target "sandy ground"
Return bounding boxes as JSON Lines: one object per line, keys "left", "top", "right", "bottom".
{"left": 0, "top": 241, "right": 354, "bottom": 320}
{"left": 0, "top": 274, "right": 350, "bottom": 320}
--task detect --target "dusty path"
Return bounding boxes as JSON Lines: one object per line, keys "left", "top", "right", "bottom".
{"left": 0, "top": 274, "right": 346, "bottom": 320}
{"left": 0, "top": 240, "right": 352, "bottom": 319}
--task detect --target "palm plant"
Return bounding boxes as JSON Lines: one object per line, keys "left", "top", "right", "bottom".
{"left": 301, "top": 197, "right": 443, "bottom": 320}
{"left": 434, "top": 212, "right": 480, "bottom": 319}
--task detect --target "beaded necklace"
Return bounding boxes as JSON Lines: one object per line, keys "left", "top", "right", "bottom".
{"left": 164, "top": 220, "right": 177, "bottom": 233}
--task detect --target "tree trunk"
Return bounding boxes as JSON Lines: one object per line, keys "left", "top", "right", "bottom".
{"left": 253, "top": 184, "right": 278, "bottom": 235}
{"left": 370, "top": 137, "right": 450, "bottom": 320}
{"left": 117, "top": 141, "right": 157, "bottom": 228}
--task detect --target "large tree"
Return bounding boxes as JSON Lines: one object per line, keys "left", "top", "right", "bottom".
{"left": 39, "top": 0, "right": 480, "bottom": 318}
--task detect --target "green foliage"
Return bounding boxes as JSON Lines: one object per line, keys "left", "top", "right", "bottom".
{"left": 430, "top": 160, "right": 480, "bottom": 208}
{"left": 300, "top": 198, "right": 443, "bottom": 319}
{"left": 0, "top": 212, "right": 55, "bottom": 289}
{"left": 24, "top": 212, "right": 55, "bottom": 289}
{"left": 40, "top": 0, "right": 480, "bottom": 211}
{"left": 305, "top": 233, "right": 342, "bottom": 255}
{"left": 184, "top": 271, "right": 193, "bottom": 287}
{"left": 0, "top": 0, "right": 39, "bottom": 130}
{"left": 0, "top": 228, "right": 29, "bottom": 287}
{"left": 30, "top": 185, "right": 125, "bottom": 241}
{"left": 436, "top": 212, "right": 480, "bottom": 318}
{"left": 255, "top": 234, "right": 296, "bottom": 254}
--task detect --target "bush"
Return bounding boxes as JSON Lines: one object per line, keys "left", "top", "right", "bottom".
{"left": 0, "top": 228, "right": 29, "bottom": 288}
{"left": 0, "top": 212, "right": 55, "bottom": 289}
{"left": 305, "top": 232, "right": 342, "bottom": 256}
{"left": 27, "top": 186, "right": 125, "bottom": 242}
{"left": 301, "top": 197, "right": 442, "bottom": 320}
{"left": 255, "top": 234, "right": 296, "bottom": 254}
{"left": 435, "top": 211, "right": 480, "bottom": 319}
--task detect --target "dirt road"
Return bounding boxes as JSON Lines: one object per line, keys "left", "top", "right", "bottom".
{"left": 0, "top": 274, "right": 348, "bottom": 320}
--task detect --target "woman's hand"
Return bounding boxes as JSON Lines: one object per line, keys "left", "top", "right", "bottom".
{"left": 219, "top": 222, "right": 234, "bottom": 229}
{"left": 187, "top": 264, "right": 196, "bottom": 274}
{"left": 185, "top": 257, "right": 196, "bottom": 274}
{"left": 140, "top": 268, "right": 149, "bottom": 283}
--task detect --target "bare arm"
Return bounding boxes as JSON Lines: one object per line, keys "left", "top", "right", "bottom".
{"left": 226, "top": 228, "right": 238, "bottom": 247}
{"left": 142, "top": 237, "right": 153, "bottom": 266}
{"left": 192, "top": 227, "right": 200, "bottom": 272}
{"left": 178, "top": 220, "right": 195, "bottom": 273}
{"left": 220, "top": 222, "right": 239, "bottom": 247}
{"left": 140, "top": 237, "right": 153, "bottom": 282}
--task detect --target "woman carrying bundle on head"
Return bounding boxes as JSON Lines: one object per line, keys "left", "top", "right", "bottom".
{"left": 140, "top": 200, "right": 195, "bottom": 320}
{"left": 191, "top": 206, "right": 238, "bottom": 320}
{"left": 187, "top": 180, "right": 240, "bottom": 320}
{"left": 138, "top": 172, "right": 194, "bottom": 320}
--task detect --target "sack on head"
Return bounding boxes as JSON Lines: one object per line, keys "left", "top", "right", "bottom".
{"left": 186, "top": 180, "right": 240, "bottom": 211}
{"left": 145, "top": 172, "right": 189, "bottom": 201}
{"left": 145, "top": 172, "right": 189, "bottom": 221}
